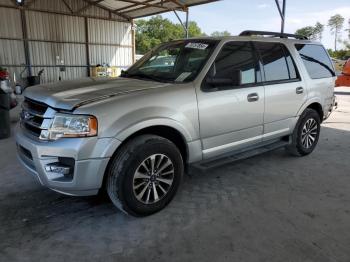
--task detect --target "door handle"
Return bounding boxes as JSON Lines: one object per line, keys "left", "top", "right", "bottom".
{"left": 296, "top": 87, "right": 304, "bottom": 94}
{"left": 247, "top": 93, "right": 259, "bottom": 102}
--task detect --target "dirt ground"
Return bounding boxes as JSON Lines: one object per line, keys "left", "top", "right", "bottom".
{"left": 1, "top": 90, "right": 350, "bottom": 262}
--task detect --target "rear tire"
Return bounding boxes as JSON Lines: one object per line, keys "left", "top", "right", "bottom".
{"left": 106, "top": 135, "right": 184, "bottom": 217}
{"left": 286, "top": 108, "right": 321, "bottom": 156}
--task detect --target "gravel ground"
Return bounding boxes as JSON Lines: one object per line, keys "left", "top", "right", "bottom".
{"left": 1, "top": 90, "right": 350, "bottom": 262}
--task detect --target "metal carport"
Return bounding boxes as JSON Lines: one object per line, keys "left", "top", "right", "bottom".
{"left": 0, "top": 0, "right": 218, "bottom": 83}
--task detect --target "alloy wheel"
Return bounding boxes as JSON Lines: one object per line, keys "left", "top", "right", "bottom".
{"left": 301, "top": 118, "right": 318, "bottom": 149}
{"left": 133, "top": 154, "right": 174, "bottom": 204}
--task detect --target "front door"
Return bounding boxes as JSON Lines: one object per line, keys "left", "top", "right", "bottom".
{"left": 197, "top": 41, "right": 265, "bottom": 159}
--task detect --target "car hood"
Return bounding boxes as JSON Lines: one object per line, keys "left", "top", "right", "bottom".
{"left": 24, "top": 77, "right": 170, "bottom": 110}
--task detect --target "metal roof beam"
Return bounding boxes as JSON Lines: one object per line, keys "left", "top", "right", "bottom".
{"left": 121, "top": 0, "right": 182, "bottom": 15}
{"left": 115, "top": 0, "right": 159, "bottom": 12}
{"left": 114, "top": 0, "right": 176, "bottom": 12}
{"left": 82, "top": 0, "right": 131, "bottom": 20}
{"left": 61, "top": 0, "right": 74, "bottom": 13}
{"left": 116, "top": 0, "right": 218, "bottom": 17}
{"left": 76, "top": 0, "right": 104, "bottom": 14}
{"left": 168, "top": 0, "right": 187, "bottom": 11}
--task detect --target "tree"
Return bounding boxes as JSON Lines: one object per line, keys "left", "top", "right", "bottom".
{"left": 328, "top": 14, "right": 345, "bottom": 51}
{"left": 295, "top": 22, "right": 324, "bottom": 41}
{"left": 342, "top": 40, "right": 350, "bottom": 52}
{"left": 314, "top": 22, "right": 324, "bottom": 41}
{"left": 345, "top": 41, "right": 350, "bottom": 50}
{"left": 295, "top": 26, "right": 317, "bottom": 39}
{"left": 135, "top": 15, "right": 205, "bottom": 54}
{"left": 187, "top": 21, "right": 204, "bottom": 37}
{"left": 211, "top": 31, "right": 231, "bottom": 37}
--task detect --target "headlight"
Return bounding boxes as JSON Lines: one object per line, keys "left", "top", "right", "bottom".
{"left": 40, "top": 114, "right": 98, "bottom": 140}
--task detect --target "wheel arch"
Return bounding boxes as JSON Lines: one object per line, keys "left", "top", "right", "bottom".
{"left": 297, "top": 99, "right": 324, "bottom": 122}
{"left": 101, "top": 124, "right": 190, "bottom": 192}
{"left": 306, "top": 102, "right": 324, "bottom": 121}
{"left": 119, "top": 125, "right": 189, "bottom": 164}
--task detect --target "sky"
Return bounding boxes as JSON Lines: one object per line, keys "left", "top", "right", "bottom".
{"left": 155, "top": 0, "right": 350, "bottom": 50}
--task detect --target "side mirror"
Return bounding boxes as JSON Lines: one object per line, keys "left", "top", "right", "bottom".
{"left": 206, "top": 77, "right": 234, "bottom": 87}
{"left": 205, "top": 69, "right": 242, "bottom": 87}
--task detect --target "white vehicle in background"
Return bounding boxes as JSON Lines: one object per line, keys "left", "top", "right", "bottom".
{"left": 135, "top": 54, "right": 144, "bottom": 61}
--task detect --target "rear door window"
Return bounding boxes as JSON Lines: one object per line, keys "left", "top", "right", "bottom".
{"left": 283, "top": 46, "right": 298, "bottom": 79}
{"left": 295, "top": 44, "right": 335, "bottom": 79}
{"left": 255, "top": 42, "right": 299, "bottom": 83}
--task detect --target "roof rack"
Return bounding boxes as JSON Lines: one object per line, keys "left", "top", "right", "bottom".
{"left": 239, "top": 30, "right": 308, "bottom": 40}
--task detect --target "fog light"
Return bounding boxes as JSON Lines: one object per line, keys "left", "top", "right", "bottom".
{"left": 45, "top": 163, "right": 71, "bottom": 175}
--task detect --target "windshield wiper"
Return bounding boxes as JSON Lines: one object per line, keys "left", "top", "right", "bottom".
{"left": 124, "top": 72, "right": 168, "bottom": 83}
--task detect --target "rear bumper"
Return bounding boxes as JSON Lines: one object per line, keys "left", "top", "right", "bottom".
{"left": 15, "top": 125, "right": 121, "bottom": 196}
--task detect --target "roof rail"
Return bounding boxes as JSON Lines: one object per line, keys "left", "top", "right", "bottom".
{"left": 239, "top": 30, "right": 308, "bottom": 40}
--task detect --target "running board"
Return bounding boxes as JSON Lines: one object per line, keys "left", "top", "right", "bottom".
{"left": 190, "top": 139, "right": 290, "bottom": 172}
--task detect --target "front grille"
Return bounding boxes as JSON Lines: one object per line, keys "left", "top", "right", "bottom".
{"left": 20, "top": 98, "right": 50, "bottom": 138}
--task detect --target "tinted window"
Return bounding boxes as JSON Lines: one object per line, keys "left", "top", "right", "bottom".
{"left": 256, "top": 42, "right": 292, "bottom": 82}
{"left": 295, "top": 44, "right": 335, "bottom": 79}
{"left": 210, "top": 41, "right": 261, "bottom": 87}
{"left": 283, "top": 46, "right": 298, "bottom": 79}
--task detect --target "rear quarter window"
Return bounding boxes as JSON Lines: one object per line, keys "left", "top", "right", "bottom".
{"left": 295, "top": 44, "right": 335, "bottom": 79}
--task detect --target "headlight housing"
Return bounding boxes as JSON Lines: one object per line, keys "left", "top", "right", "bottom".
{"left": 40, "top": 114, "right": 98, "bottom": 140}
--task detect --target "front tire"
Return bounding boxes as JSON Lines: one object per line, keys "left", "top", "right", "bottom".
{"left": 286, "top": 108, "right": 321, "bottom": 156}
{"left": 106, "top": 135, "right": 184, "bottom": 217}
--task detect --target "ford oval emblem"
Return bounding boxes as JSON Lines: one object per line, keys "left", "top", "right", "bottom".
{"left": 22, "top": 111, "right": 33, "bottom": 121}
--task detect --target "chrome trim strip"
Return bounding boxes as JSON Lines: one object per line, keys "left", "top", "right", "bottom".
{"left": 21, "top": 98, "right": 56, "bottom": 138}
{"left": 21, "top": 102, "right": 45, "bottom": 118}
{"left": 203, "top": 135, "right": 262, "bottom": 154}
{"left": 22, "top": 118, "right": 42, "bottom": 129}
{"left": 203, "top": 128, "right": 290, "bottom": 154}
{"left": 262, "top": 128, "right": 290, "bottom": 139}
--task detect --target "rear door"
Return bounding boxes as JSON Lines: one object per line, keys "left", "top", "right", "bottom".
{"left": 254, "top": 42, "right": 307, "bottom": 140}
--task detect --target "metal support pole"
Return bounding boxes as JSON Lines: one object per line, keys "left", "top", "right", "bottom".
{"left": 20, "top": 8, "right": 32, "bottom": 76}
{"left": 185, "top": 10, "right": 189, "bottom": 38}
{"left": 173, "top": 10, "right": 189, "bottom": 39}
{"left": 131, "top": 19, "right": 136, "bottom": 63}
{"left": 84, "top": 17, "right": 91, "bottom": 77}
{"left": 275, "top": 0, "right": 286, "bottom": 33}
{"left": 281, "top": 0, "right": 286, "bottom": 33}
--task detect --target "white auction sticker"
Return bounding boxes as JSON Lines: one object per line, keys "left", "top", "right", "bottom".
{"left": 185, "top": 43, "right": 209, "bottom": 50}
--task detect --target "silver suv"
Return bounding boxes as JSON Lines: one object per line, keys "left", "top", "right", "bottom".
{"left": 16, "top": 31, "right": 336, "bottom": 216}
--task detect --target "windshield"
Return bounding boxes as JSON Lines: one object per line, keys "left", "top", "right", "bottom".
{"left": 122, "top": 40, "right": 218, "bottom": 83}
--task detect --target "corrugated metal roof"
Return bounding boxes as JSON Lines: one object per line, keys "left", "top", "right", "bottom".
{"left": 84, "top": 0, "right": 220, "bottom": 20}
{"left": 3, "top": 0, "right": 219, "bottom": 21}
